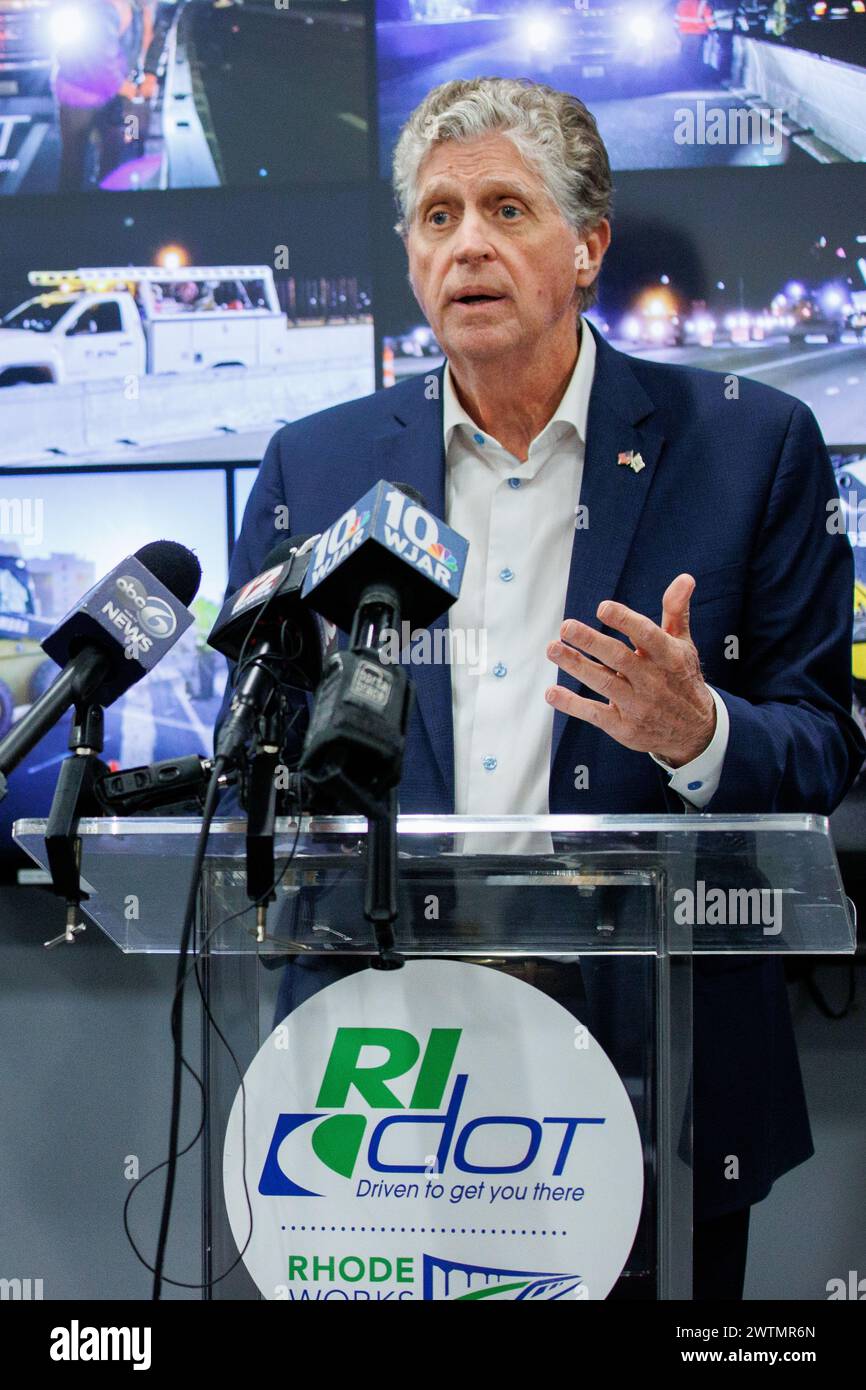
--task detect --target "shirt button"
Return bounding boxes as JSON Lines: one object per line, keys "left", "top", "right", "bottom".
{"left": 508, "top": 476, "right": 522, "bottom": 489}
{"left": 482, "top": 756, "right": 498, "bottom": 771}
{"left": 687, "top": 780, "right": 703, "bottom": 791}
{"left": 499, "top": 567, "right": 515, "bottom": 583}
{"left": 473, "top": 432, "right": 485, "bottom": 445}
{"left": 492, "top": 662, "right": 507, "bottom": 678}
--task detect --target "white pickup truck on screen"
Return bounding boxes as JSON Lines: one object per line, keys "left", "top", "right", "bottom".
{"left": 0, "top": 265, "right": 291, "bottom": 386}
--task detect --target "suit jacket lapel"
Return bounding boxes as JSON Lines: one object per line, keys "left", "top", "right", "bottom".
{"left": 374, "top": 369, "right": 455, "bottom": 803}
{"left": 551, "top": 324, "right": 666, "bottom": 771}
{"left": 372, "top": 332, "right": 666, "bottom": 803}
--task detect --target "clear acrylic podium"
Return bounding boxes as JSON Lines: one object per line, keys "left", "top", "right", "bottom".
{"left": 14, "top": 812, "right": 856, "bottom": 1301}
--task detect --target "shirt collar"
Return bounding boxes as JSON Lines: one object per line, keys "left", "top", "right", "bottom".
{"left": 442, "top": 316, "right": 596, "bottom": 457}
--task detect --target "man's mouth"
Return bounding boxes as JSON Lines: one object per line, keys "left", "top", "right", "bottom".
{"left": 451, "top": 293, "right": 505, "bottom": 306}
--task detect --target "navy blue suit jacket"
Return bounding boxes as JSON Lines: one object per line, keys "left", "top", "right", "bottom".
{"left": 222, "top": 321, "right": 863, "bottom": 1219}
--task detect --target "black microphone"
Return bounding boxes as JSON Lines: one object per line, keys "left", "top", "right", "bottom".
{"left": 300, "top": 479, "right": 467, "bottom": 635}
{"left": 94, "top": 754, "right": 236, "bottom": 816}
{"left": 208, "top": 534, "right": 335, "bottom": 766}
{"left": 0, "top": 541, "right": 201, "bottom": 797}
{"left": 297, "top": 481, "right": 469, "bottom": 815}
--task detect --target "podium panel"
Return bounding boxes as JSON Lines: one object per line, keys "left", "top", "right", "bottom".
{"left": 14, "top": 813, "right": 854, "bottom": 1300}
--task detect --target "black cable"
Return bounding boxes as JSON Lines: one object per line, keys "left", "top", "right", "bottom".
{"left": 122, "top": 1067, "right": 207, "bottom": 1289}
{"left": 123, "top": 800, "right": 304, "bottom": 1292}
{"left": 189, "top": 810, "right": 304, "bottom": 1297}
{"left": 804, "top": 960, "right": 857, "bottom": 1020}
{"left": 151, "top": 757, "right": 225, "bottom": 1300}
{"left": 229, "top": 583, "right": 299, "bottom": 702}
{"left": 135, "top": 554, "right": 313, "bottom": 1297}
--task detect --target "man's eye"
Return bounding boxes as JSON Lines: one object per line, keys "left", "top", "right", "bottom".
{"left": 428, "top": 210, "right": 449, "bottom": 226}
{"left": 499, "top": 204, "right": 523, "bottom": 219}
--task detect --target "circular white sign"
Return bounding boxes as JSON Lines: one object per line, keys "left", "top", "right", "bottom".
{"left": 223, "top": 959, "right": 644, "bottom": 1301}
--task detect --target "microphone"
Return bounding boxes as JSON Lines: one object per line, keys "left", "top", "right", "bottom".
{"left": 300, "top": 480, "right": 467, "bottom": 634}
{"left": 94, "top": 754, "right": 236, "bottom": 816}
{"left": 0, "top": 541, "right": 201, "bottom": 796}
{"left": 208, "top": 534, "right": 335, "bottom": 766}
{"left": 297, "top": 482, "right": 468, "bottom": 815}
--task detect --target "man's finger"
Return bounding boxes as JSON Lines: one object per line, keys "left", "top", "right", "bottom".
{"left": 559, "top": 618, "right": 635, "bottom": 673}
{"left": 547, "top": 641, "right": 636, "bottom": 707}
{"left": 596, "top": 599, "right": 672, "bottom": 663}
{"left": 661, "top": 572, "right": 696, "bottom": 639}
{"left": 544, "top": 685, "right": 621, "bottom": 735}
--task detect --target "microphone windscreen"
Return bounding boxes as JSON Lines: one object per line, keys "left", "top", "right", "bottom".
{"left": 135, "top": 540, "right": 202, "bottom": 607}
{"left": 392, "top": 482, "right": 429, "bottom": 511}
{"left": 261, "top": 535, "right": 316, "bottom": 570}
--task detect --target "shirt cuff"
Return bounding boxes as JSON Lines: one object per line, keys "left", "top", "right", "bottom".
{"left": 649, "top": 685, "right": 730, "bottom": 810}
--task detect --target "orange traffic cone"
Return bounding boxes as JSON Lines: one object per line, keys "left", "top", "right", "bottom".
{"left": 383, "top": 342, "right": 395, "bottom": 388}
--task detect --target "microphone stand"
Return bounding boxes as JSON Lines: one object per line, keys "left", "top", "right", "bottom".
{"left": 245, "top": 706, "right": 281, "bottom": 944}
{"left": 365, "top": 785, "right": 403, "bottom": 970}
{"left": 356, "top": 587, "right": 407, "bottom": 970}
{"left": 43, "top": 699, "right": 111, "bottom": 949}
{"left": 350, "top": 587, "right": 406, "bottom": 969}
{"left": 0, "top": 646, "right": 110, "bottom": 804}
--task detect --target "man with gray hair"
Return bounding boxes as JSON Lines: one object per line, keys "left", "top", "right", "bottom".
{"left": 223, "top": 77, "right": 862, "bottom": 1299}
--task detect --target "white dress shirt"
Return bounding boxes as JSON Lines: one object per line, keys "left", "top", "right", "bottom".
{"left": 443, "top": 319, "right": 729, "bottom": 823}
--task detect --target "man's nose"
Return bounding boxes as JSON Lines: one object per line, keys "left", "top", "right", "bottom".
{"left": 451, "top": 210, "right": 496, "bottom": 263}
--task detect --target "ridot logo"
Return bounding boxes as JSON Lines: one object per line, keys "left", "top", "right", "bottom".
{"left": 223, "top": 960, "right": 644, "bottom": 1301}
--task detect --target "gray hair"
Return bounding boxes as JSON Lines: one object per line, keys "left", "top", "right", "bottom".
{"left": 392, "top": 77, "right": 613, "bottom": 311}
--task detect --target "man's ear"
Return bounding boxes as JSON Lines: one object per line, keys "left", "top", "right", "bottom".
{"left": 404, "top": 237, "right": 422, "bottom": 309}
{"left": 576, "top": 219, "right": 612, "bottom": 289}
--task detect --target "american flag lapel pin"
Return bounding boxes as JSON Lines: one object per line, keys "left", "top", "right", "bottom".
{"left": 617, "top": 450, "right": 645, "bottom": 474}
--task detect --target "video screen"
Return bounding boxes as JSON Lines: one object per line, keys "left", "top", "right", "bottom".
{"left": 376, "top": 164, "right": 866, "bottom": 444}
{"left": 1, "top": 0, "right": 369, "bottom": 195}
{"left": 233, "top": 464, "right": 256, "bottom": 540}
{"left": 0, "top": 466, "right": 229, "bottom": 845}
{"left": 831, "top": 448, "right": 866, "bottom": 739}
{"left": 0, "top": 186, "right": 375, "bottom": 466}
{"left": 376, "top": 0, "right": 866, "bottom": 174}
